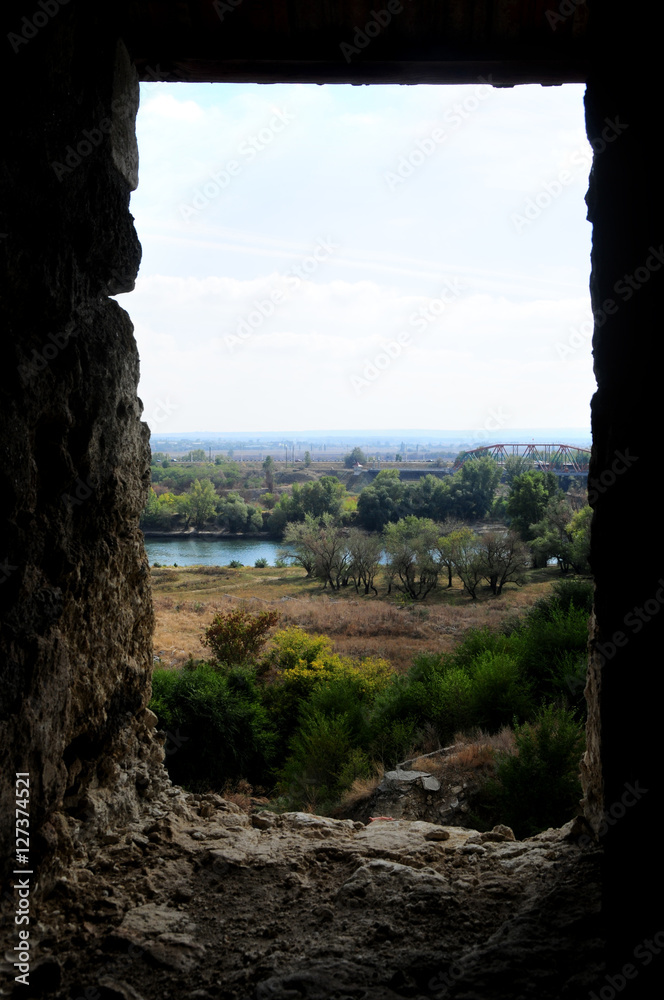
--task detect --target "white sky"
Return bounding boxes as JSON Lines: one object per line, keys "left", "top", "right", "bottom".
{"left": 120, "top": 81, "right": 595, "bottom": 436}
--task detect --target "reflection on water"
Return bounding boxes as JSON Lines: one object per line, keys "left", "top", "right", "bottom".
{"left": 143, "top": 536, "right": 287, "bottom": 567}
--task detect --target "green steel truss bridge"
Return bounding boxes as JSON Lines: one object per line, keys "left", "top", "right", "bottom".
{"left": 452, "top": 443, "right": 591, "bottom": 475}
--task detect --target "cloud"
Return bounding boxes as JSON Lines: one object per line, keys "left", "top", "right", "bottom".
{"left": 126, "top": 81, "right": 593, "bottom": 433}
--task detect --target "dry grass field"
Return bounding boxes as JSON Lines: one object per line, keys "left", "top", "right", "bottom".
{"left": 150, "top": 562, "right": 562, "bottom": 673}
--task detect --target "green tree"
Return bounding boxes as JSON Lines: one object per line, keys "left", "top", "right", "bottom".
{"left": 503, "top": 455, "right": 534, "bottom": 484}
{"left": 263, "top": 455, "right": 275, "bottom": 492}
{"left": 383, "top": 516, "right": 440, "bottom": 600}
{"left": 449, "top": 457, "right": 501, "bottom": 520}
{"left": 410, "top": 473, "right": 452, "bottom": 521}
{"left": 347, "top": 528, "right": 383, "bottom": 595}
{"left": 184, "top": 448, "right": 206, "bottom": 462}
{"left": 304, "top": 450, "right": 312, "bottom": 467}
{"left": 180, "top": 478, "right": 217, "bottom": 529}
{"left": 218, "top": 493, "right": 263, "bottom": 533}
{"left": 506, "top": 471, "right": 561, "bottom": 540}
{"left": 480, "top": 530, "right": 529, "bottom": 595}
{"left": 268, "top": 477, "right": 346, "bottom": 536}
{"left": 356, "top": 470, "right": 405, "bottom": 531}
{"left": 530, "top": 494, "right": 575, "bottom": 572}
{"left": 446, "top": 527, "right": 485, "bottom": 599}
{"left": 567, "top": 505, "right": 592, "bottom": 573}
{"left": 434, "top": 517, "right": 464, "bottom": 587}
{"left": 281, "top": 515, "right": 320, "bottom": 578}
{"left": 344, "top": 446, "right": 367, "bottom": 468}
{"left": 312, "top": 517, "right": 352, "bottom": 590}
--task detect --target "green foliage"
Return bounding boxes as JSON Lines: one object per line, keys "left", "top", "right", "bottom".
{"left": 228, "top": 559, "right": 243, "bottom": 568}
{"left": 444, "top": 527, "right": 484, "bottom": 599}
{"left": 262, "top": 455, "right": 275, "bottom": 491}
{"left": 150, "top": 664, "right": 276, "bottom": 790}
{"left": 481, "top": 704, "right": 586, "bottom": 838}
{"left": 500, "top": 585, "right": 591, "bottom": 707}
{"left": 150, "top": 566, "right": 591, "bottom": 816}
{"left": 217, "top": 492, "right": 263, "bottom": 533}
{"left": 468, "top": 651, "right": 533, "bottom": 731}
{"left": 268, "top": 477, "right": 347, "bottom": 536}
{"left": 383, "top": 516, "right": 440, "bottom": 600}
{"left": 449, "top": 457, "right": 502, "bottom": 520}
{"left": 254, "top": 557, "right": 269, "bottom": 568}
{"left": 344, "top": 446, "right": 367, "bottom": 468}
{"left": 201, "top": 608, "right": 281, "bottom": 665}
{"left": 140, "top": 487, "right": 179, "bottom": 530}
{"left": 355, "top": 459, "right": 500, "bottom": 531}
{"left": 180, "top": 477, "right": 217, "bottom": 529}
{"left": 279, "top": 710, "right": 355, "bottom": 800}
{"left": 506, "top": 471, "right": 562, "bottom": 541}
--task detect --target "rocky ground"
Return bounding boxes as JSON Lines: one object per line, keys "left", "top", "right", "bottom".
{"left": 1, "top": 789, "right": 603, "bottom": 1000}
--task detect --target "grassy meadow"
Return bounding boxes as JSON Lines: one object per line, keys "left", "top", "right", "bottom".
{"left": 150, "top": 561, "right": 564, "bottom": 672}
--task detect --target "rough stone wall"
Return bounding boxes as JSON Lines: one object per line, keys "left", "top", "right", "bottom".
{"left": 0, "top": 5, "right": 160, "bottom": 883}
{"left": 585, "top": 15, "right": 664, "bottom": 978}
{"left": 1, "top": 1, "right": 663, "bottom": 987}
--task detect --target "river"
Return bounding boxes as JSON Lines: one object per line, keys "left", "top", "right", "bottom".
{"left": 143, "top": 535, "right": 287, "bottom": 568}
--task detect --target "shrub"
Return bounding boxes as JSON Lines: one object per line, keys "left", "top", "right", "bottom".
{"left": 468, "top": 650, "right": 533, "bottom": 732}
{"left": 201, "top": 608, "right": 281, "bottom": 665}
{"left": 503, "top": 602, "right": 590, "bottom": 706}
{"left": 483, "top": 703, "right": 586, "bottom": 838}
{"left": 150, "top": 664, "right": 276, "bottom": 790}
{"left": 263, "top": 626, "right": 392, "bottom": 747}
{"left": 369, "top": 717, "right": 420, "bottom": 768}
{"left": 255, "top": 557, "right": 269, "bottom": 568}
{"left": 280, "top": 710, "right": 354, "bottom": 799}
{"left": 228, "top": 559, "right": 243, "bottom": 568}
{"left": 551, "top": 577, "right": 594, "bottom": 614}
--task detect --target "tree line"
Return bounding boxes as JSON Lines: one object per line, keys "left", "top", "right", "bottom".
{"left": 141, "top": 451, "right": 591, "bottom": 586}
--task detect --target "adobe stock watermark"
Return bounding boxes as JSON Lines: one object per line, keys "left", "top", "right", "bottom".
{"left": 225, "top": 236, "right": 339, "bottom": 353}
{"left": 384, "top": 77, "right": 494, "bottom": 193}
{"left": 555, "top": 312, "right": 594, "bottom": 361}
{"left": 576, "top": 780, "right": 648, "bottom": 849}
{"left": 7, "top": 0, "right": 71, "bottom": 54}
{"left": 428, "top": 959, "right": 469, "bottom": 997}
{"left": 556, "top": 245, "right": 664, "bottom": 360}
{"left": 146, "top": 397, "right": 179, "bottom": 428}
{"left": 592, "top": 245, "right": 664, "bottom": 319}
{"left": 179, "top": 108, "right": 296, "bottom": 222}
{"left": 61, "top": 474, "right": 101, "bottom": 510}
{"left": 592, "top": 576, "right": 664, "bottom": 670}
{"left": 545, "top": 0, "right": 586, "bottom": 32}
{"left": 465, "top": 405, "right": 510, "bottom": 450}
{"left": 212, "top": 0, "right": 245, "bottom": 21}
{"left": 50, "top": 97, "right": 137, "bottom": 182}
{"left": 339, "top": 1, "right": 407, "bottom": 64}
{"left": 350, "top": 276, "right": 466, "bottom": 394}
{"left": 588, "top": 928, "right": 664, "bottom": 1000}
{"left": 0, "top": 558, "right": 19, "bottom": 585}
{"left": 17, "top": 326, "right": 79, "bottom": 381}
{"left": 164, "top": 729, "right": 189, "bottom": 756}
{"left": 511, "top": 115, "right": 629, "bottom": 234}
{"left": 15, "top": 299, "right": 98, "bottom": 381}
{"left": 587, "top": 448, "right": 637, "bottom": 505}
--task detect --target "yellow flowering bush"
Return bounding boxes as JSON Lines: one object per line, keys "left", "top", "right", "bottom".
{"left": 268, "top": 626, "right": 392, "bottom": 700}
